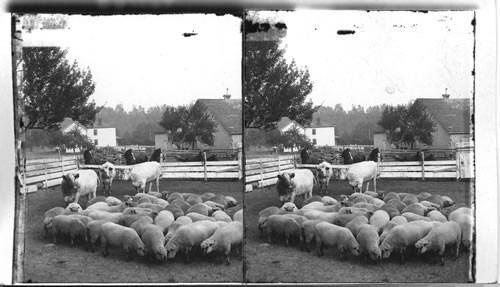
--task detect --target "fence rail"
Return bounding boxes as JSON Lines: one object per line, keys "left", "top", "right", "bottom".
{"left": 20, "top": 155, "right": 79, "bottom": 193}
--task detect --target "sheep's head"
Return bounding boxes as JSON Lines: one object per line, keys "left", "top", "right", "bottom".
{"left": 166, "top": 244, "right": 178, "bottom": 259}
{"left": 135, "top": 241, "right": 145, "bottom": 257}
{"left": 66, "top": 203, "right": 83, "bottom": 213}
{"left": 201, "top": 238, "right": 216, "bottom": 254}
{"left": 369, "top": 248, "right": 382, "bottom": 261}
{"left": 415, "top": 239, "right": 431, "bottom": 254}
{"left": 280, "top": 202, "right": 298, "bottom": 213}
{"left": 380, "top": 243, "right": 392, "bottom": 259}
{"left": 155, "top": 247, "right": 167, "bottom": 262}
{"left": 350, "top": 241, "right": 361, "bottom": 256}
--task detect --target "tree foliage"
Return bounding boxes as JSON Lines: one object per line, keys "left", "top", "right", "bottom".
{"left": 377, "top": 101, "right": 436, "bottom": 149}
{"left": 23, "top": 47, "right": 101, "bottom": 131}
{"left": 159, "top": 101, "right": 218, "bottom": 149}
{"left": 245, "top": 40, "right": 318, "bottom": 130}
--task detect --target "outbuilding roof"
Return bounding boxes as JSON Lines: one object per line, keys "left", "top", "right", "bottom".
{"left": 197, "top": 99, "right": 242, "bottom": 135}
{"left": 415, "top": 98, "right": 472, "bottom": 134}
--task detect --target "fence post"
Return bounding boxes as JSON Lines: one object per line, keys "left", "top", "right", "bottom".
{"left": 421, "top": 151, "right": 425, "bottom": 181}
{"left": 377, "top": 153, "right": 381, "bottom": 178}
{"left": 43, "top": 159, "right": 48, "bottom": 190}
{"left": 259, "top": 157, "right": 263, "bottom": 188}
{"left": 455, "top": 148, "right": 460, "bottom": 181}
{"left": 203, "top": 152, "right": 207, "bottom": 182}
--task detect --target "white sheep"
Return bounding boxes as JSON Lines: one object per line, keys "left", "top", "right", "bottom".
{"left": 334, "top": 213, "right": 370, "bottom": 227}
{"left": 345, "top": 215, "right": 369, "bottom": 237}
{"left": 88, "top": 210, "right": 124, "bottom": 224}
{"left": 379, "top": 220, "right": 434, "bottom": 263}
{"left": 165, "top": 220, "right": 219, "bottom": 263}
{"left": 130, "top": 216, "right": 154, "bottom": 237}
{"left": 99, "top": 222, "right": 145, "bottom": 259}
{"left": 314, "top": 222, "right": 361, "bottom": 260}
{"left": 141, "top": 224, "right": 168, "bottom": 262}
{"left": 301, "top": 219, "right": 324, "bottom": 252}
{"left": 401, "top": 194, "right": 419, "bottom": 206}
{"left": 105, "top": 196, "right": 122, "bottom": 206}
{"left": 301, "top": 201, "right": 325, "bottom": 211}
{"left": 86, "top": 201, "right": 112, "bottom": 211}
{"left": 339, "top": 161, "right": 378, "bottom": 193}
{"left": 280, "top": 202, "right": 299, "bottom": 213}
{"left": 356, "top": 224, "right": 381, "bottom": 262}
{"left": 154, "top": 210, "right": 175, "bottom": 234}
{"left": 266, "top": 214, "right": 302, "bottom": 246}
{"left": 164, "top": 216, "right": 193, "bottom": 244}
{"left": 321, "top": 196, "right": 337, "bottom": 206}
{"left": 86, "top": 219, "right": 108, "bottom": 252}
{"left": 186, "top": 203, "right": 212, "bottom": 216}
{"left": 448, "top": 207, "right": 472, "bottom": 222}
{"left": 303, "top": 210, "right": 338, "bottom": 223}
{"left": 119, "top": 214, "right": 152, "bottom": 227}
{"left": 369, "top": 210, "right": 390, "bottom": 234}
{"left": 212, "top": 210, "right": 232, "bottom": 223}
{"left": 427, "top": 210, "right": 448, "bottom": 223}
{"left": 401, "top": 212, "right": 432, "bottom": 222}
{"left": 225, "top": 196, "right": 239, "bottom": 208}
{"left": 51, "top": 215, "right": 87, "bottom": 246}
{"left": 257, "top": 206, "right": 280, "bottom": 236}
{"left": 401, "top": 203, "right": 435, "bottom": 216}
{"left": 415, "top": 221, "right": 461, "bottom": 265}
{"left": 200, "top": 221, "right": 243, "bottom": 265}
{"left": 43, "top": 207, "right": 66, "bottom": 238}
{"left": 66, "top": 202, "right": 83, "bottom": 213}
{"left": 233, "top": 209, "right": 243, "bottom": 223}
{"left": 451, "top": 213, "right": 472, "bottom": 251}
{"left": 124, "top": 162, "right": 162, "bottom": 193}
{"left": 186, "top": 212, "right": 217, "bottom": 222}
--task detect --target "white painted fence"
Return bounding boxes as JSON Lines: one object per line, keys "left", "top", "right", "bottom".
{"left": 20, "top": 155, "right": 79, "bottom": 193}
{"left": 244, "top": 154, "right": 295, "bottom": 192}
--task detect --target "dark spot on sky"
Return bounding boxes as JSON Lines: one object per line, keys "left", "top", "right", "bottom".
{"left": 183, "top": 32, "right": 197, "bottom": 37}
{"left": 337, "top": 30, "right": 355, "bottom": 35}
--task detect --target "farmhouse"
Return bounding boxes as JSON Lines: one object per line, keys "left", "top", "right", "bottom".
{"left": 374, "top": 93, "right": 472, "bottom": 150}
{"left": 277, "top": 117, "right": 336, "bottom": 147}
{"left": 195, "top": 95, "right": 242, "bottom": 150}
{"left": 61, "top": 117, "right": 117, "bottom": 147}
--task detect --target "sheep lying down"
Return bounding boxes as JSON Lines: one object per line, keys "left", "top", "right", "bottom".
{"left": 201, "top": 221, "right": 243, "bottom": 265}
{"left": 165, "top": 220, "right": 219, "bottom": 264}
{"left": 415, "top": 221, "right": 461, "bottom": 265}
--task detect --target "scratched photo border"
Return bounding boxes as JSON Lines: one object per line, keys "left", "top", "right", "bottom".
{"left": 1, "top": 0, "right": 498, "bottom": 285}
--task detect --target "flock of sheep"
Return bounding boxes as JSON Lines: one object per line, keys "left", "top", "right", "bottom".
{"left": 258, "top": 190, "right": 472, "bottom": 265}
{"left": 43, "top": 190, "right": 243, "bottom": 265}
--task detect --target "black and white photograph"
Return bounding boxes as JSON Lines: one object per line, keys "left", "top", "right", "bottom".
{"left": 14, "top": 13, "right": 243, "bottom": 283}
{"left": 244, "top": 10, "right": 476, "bottom": 283}
{"left": 0, "top": 1, "right": 498, "bottom": 285}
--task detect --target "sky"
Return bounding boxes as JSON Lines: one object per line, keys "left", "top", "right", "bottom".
{"left": 23, "top": 14, "right": 242, "bottom": 111}
{"left": 250, "top": 10, "right": 475, "bottom": 110}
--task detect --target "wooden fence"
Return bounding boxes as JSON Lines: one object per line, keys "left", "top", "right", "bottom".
{"left": 244, "top": 154, "right": 295, "bottom": 192}
{"left": 20, "top": 155, "right": 79, "bottom": 193}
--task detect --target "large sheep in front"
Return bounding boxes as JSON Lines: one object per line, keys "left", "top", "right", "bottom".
{"left": 315, "top": 161, "right": 334, "bottom": 195}
{"left": 99, "top": 162, "right": 116, "bottom": 196}
{"left": 414, "top": 221, "right": 461, "bottom": 265}
{"left": 51, "top": 215, "right": 87, "bottom": 246}
{"left": 314, "top": 222, "right": 360, "bottom": 260}
{"left": 165, "top": 220, "right": 219, "bottom": 263}
{"left": 379, "top": 220, "right": 434, "bottom": 263}
{"left": 123, "top": 162, "right": 162, "bottom": 193}
{"left": 61, "top": 170, "right": 100, "bottom": 205}
{"left": 99, "top": 222, "right": 145, "bottom": 260}
{"left": 200, "top": 221, "right": 243, "bottom": 265}
{"left": 266, "top": 214, "right": 302, "bottom": 246}
{"left": 339, "top": 161, "right": 378, "bottom": 193}
{"left": 276, "top": 169, "right": 315, "bottom": 204}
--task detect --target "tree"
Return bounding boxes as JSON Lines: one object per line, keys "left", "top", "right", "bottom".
{"left": 50, "top": 128, "right": 94, "bottom": 151}
{"left": 245, "top": 40, "right": 318, "bottom": 130}
{"left": 377, "top": 101, "right": 436, "bottom": 149}
{"left": 159, "top": 101, "right": 218, "bottom": 149}
{"left": 23, "top": 47, "right": 101, "bottom": 131}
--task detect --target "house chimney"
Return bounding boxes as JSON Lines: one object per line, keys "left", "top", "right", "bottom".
{"left": 442, "top": 88, "right": 450, "bottom": 99}
{"left": 223, "top": 88, "right": 231, "bottom": 100}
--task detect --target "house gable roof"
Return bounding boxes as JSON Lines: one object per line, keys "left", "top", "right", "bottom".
{"left": 60, "top": 117, "right": 87, "bottom": 132}
{"left": 276, "top": 117, "right": 304, "bottom": 131}
{"left": 416, "top": 98, "right": 472, "bottom": 134}
{"left": 197, "top": 99, "right": 242, "bottom": 135}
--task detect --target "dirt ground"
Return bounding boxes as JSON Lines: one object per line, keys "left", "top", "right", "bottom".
{"left": 244, "top": 178, "right": 474, "bottom": 283}
{"left": 21, "top": 179, "right": 243, "bottom": 284}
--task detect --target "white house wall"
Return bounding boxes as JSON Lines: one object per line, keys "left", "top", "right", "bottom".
{"left": 305, "top": 127, "right": 335, "bottom": 146}
{"left": 87, "top": 128, "right": 117, "bottom": 147}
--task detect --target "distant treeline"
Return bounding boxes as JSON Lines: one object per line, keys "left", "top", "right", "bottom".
{"left": 312, "top": 104, "right": 385, "bottom": 145}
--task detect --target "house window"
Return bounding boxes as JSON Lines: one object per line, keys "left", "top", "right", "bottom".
{"left": 94, "top": 139, "right": 98, "bottom": 146}
{"left": 312, "top": 139, "right": 317, "bottom": 145}
{"left": 312, "top": 129, "right": 316, "bottom": 135}
{"left": 94, "top": 129, "right": 98, "bottom": 136}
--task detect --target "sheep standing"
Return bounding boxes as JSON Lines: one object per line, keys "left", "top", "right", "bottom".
{"left": 51, "top": 215, "right": 87, "bottom": 246}
{"left": 200, "top": 221, "right": 243, "bottom": 265}
{"left": 164, "top": 216, "right": 193, "bottom": 244}
{"left": 165, "top": 220, "right": 219, "bottom": 263}
{"left": 154, "top": 210, "right": 175, "bottom": 234}
{"left": 339, "top": 161, "right": 378, "bottom": 193}
{"left": 415, "top": 221, "right": 461, "bottom": 265}
{"left": 257, "top": 206, "right": 280, "bottom": 237}
{"left": 369, "top": 210, "right": 390, "bottom": 234}
{"left": 379, "top": 220, "right": 434, "bottom": 263}
{"left": 43, "top": 207, "right": 65, "bottom": 238}
{"left": 356, "top": 224, "right": 381, "bottom": 262}
{"left": 99, "top": 222, "right": 145, "bottom": 260}
{"left": 266, "top": 214, "right": 302, "bottom": 246}
{"left": 451, "top": 213, "right": 472, "bottom": 251}
{"left": 314, "top": 222, "right": 360, "bottom": 260}
{"left": 141, "top": 224, "right": 168, "bottom": 262}
{"left": 301, "top": 219, "right": 324, "bottom": 252}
